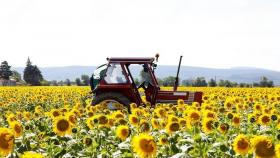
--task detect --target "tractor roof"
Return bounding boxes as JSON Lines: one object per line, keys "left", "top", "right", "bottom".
{"left": 108, "top": 57, "right": 154, "bottom": 64}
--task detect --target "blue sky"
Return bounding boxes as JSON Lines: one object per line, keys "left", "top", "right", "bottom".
{"left": 0, "top": 0, "right": 279, "bottom": 71}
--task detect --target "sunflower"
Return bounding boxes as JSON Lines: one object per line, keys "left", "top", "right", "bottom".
{"left": 116, "top": 125, "right": 130, "bottom": 141}
{"left": 10, "top": 121, "right": 23, "bottom": 138}
{"left": 114, "top": 111, "right": 125, "bottom": 119}
{"left": 202, "top": 118, "right": 215, "bottom": 134}
{"left": 132, "top": 134, "right": 157, "bottom": 158}
{"left": 130, "top": 103, "right": 137, "bottom": 109}
{"left": 67, "top": 112, "right": 77, "bottom": 125}
{"left": 177, "top": 99, "right": 184, "bottom": 106}
{"left": 21, "top": 151, "right": 44, "bottom": 158}
{"left": 254, "top": 104, "right": 263, "bottom": 113}
{"left": 86, "top": 117, "right": 95, "bottom": 129}
{"left": 97, "top": 114, "right": 108, "bottom": 125}
{"left": 154, "top": 108, "right": 166, "bottom": 118}
{"left": 158, "top": 136, "right": 168, "bottom": 146}
{"left": 151, "top": 118, "right": 160, "bottom": 129}
{"left": 251, "top": 135, "right": 275, "bottom": 158}
{"left": 53, "top": 116, "right": 72, "bottom": 136}
{"left": 129, "top": 114, "right": 139, "bottom": 126}
{"left": 83, "top": 137, "right": 92, "bottom": 146}
{"left": 232, "top": 114, "right": 241, "bottom": 127}
{"left": 187, "top": 109, "right": 200, "bottom": 124}
{"left": 50, "top": 109, "right": 61, "bottom": 119}
{"left": 167, "top": 115, "right": 179, "bottom": 123}
{"left": 179, "top": 118, "right": 187, "bottom": 128}
{"left": 218, "top": 123, "right": 229, "bottom": 134}
{"left": 204, "top": 110, "right": 216, "bottom": 119}
{"left": 139, "top": 120, "right": 150, "bottom": 133}
{"left": 275, "top": 144, "right": 280, "bottom": 158}
{"left": 23, "top": 111, "right": 31, "bottom": 121}
{"left": 259, "top": 114, "right": 271, "bottom": 126}
{"left": 232, "top": 134, "right": 250, "bottom": 155}
{"left": 0, "top": 128, "right": 14, "bottom": 157}
{"left": 165, "top": 122, "right": 180, "bottom": 134}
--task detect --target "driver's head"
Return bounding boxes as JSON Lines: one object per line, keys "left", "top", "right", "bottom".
{"left": 143, "top": 64, "right": 149, "bottom": 72}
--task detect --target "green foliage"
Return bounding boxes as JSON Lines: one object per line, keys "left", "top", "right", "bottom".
{"left": 0, "top": 61, "right": 13, "bottom": 80}
{"left": 162, "top": 76, "right": 176, "bottom": 86}
{"left": 208, "top": 78, "right": 217, "bottom": 87}
{"left": 182, "top": 79, "right": 194, "bottom": 86}
{"left": 65, "top": 79, "right": 71, "bottom": 86}
{"left": 75, "top": 78, "right": 82, "bottom": 86}
{"left": 23, "top": 58, "right": 43, "bottom": 86}
{"left": 193, "top": 77, "right": 207, "bottom": 87}
{"left": 12, "top": 70, "right": 22, "bottom": 82}
{"left": 81, "top": 75, "right": 90, "bottom": 86}
{"left": 253, "top": 76, "right": 274, "bottom": 87}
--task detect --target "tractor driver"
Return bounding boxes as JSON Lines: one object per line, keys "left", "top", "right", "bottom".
{"left": 138, "top": 64, "right": 152, "bottom": 90}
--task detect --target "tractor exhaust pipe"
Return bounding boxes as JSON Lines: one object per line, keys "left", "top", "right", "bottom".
{"left": 173, "top": 55, "right": 183, "bottom": 91}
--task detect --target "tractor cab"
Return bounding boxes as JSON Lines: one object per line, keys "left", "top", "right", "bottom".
{"left": 90, "top": 55, "right": 203, "bottom": 110}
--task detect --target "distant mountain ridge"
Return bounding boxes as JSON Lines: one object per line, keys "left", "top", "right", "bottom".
{"left": 13, "top": 66, "right": 280, "bottom": 85}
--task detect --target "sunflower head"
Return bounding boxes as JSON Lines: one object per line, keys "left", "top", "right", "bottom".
{"left": 116, "top": 125, "right": 130, "bottom": 141}
{"left": 258, "top": 114, "right": 271, "bottom": 126}
{"left": 132, "top": 134, "right": 157, "bottom": 158}
{"left": 139, "top": 120, "right": 150, "bottom": 133}
{"left": 53, "top": 116, "right": 72, "bottom": 136}
{"left": 10, "top": 121, "right": 23, "bottom": 138}
{"left": 218, "top": 123, "right": 229, "bottom": 134}
{"left": 0, "top": 128, "right": 15, "bottom": 157}
{"left": 165, "top": 122, "right": 180, "bottom": 134}
{"left": 232, "top": 114, "right": 241, "bottom": 127}
{"left": 232, "top": 134, "right": 250, "bottom": 155}
{"left": 129, "top": 114, "right": 139, "bottom": 126}
{"left": 251, "top": 135, "right": 275, "bottom": 158}
{"left": 202, "top": 118, "right": 215, "bottom": 134}
{"left": 158, "top": 135, "right": 168, "bottom": 146}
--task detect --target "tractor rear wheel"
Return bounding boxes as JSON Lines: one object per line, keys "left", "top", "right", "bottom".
{"left": 91, "top": 92, "right": 131, "bottom": 112}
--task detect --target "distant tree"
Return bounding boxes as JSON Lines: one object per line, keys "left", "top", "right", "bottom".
{"left": 58, "top": 80, "right": 64, "bottom": 86}
{"left": 51, "top": 80, "right": 58, "bottom": 86}
{"left": 208, "top": 78, "right": 217, "bottom": 87}
{"left": 0, "top": 61, "right": 13, "bottom": 80}
{"left": 259, "top": 76, "right": 274, "bottom": 87}
{"left": 239, "top": 83, "right": 246, "bottom": 87}
{"left": 193, "top": 77, "right": 207, "bottom": 87}
{"left": 182, "top": 79, "right": 194, "bottom": 86}
{"left": 41, "top": 80, "right": 50, "bottom": 86}
{"left": 253, "top": 82, "right": 260, "bottom": 87}
{"left": 75, "top": 78, "right": 82, "bottom": 86}
{"left": 23, "top": 58, "right": 43, "bottom": 86}
{"left": 65, "top": 79, "right": 71, "bottom": 86}
{"left": 162, "top": 76, "right": 176, "bottom": 86}
{"left": 81, "top": 75, "right": 90, "bottom": 86}
{"left": 156, "top": 78, "right": 163, "bottom": 86}
{"left": 218, "top": 79, "right": 225, "bottom": 87}
{"left": 224, "top": 80, "right": 233, "bottom": 87}
{"left": 12, "top": 70, "right": 22, "bottom": 82}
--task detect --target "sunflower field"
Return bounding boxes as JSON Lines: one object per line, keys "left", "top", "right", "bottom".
{"left": 0, "top": 86, "right": 280, "bottom": 158}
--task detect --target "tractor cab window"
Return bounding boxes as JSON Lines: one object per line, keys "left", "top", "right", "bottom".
{"left": 104, "top": 63, "right": 127, "bottom": 84}
{"left": 93, "top": 64, "right": 107, "bottom": 79}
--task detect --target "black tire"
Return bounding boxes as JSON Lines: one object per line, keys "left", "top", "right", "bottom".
{"left": 91, "top": 92, "right": 131, "bottom": 112}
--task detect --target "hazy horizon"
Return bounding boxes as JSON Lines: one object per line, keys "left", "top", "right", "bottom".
{"left": 1, "top": 0, "right": 280, "bottom": 71}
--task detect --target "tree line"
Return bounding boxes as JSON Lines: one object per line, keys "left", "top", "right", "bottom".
{"left": 0, "top": 59, "right": 275, "bottom": 87}
{"left": 154, "top": 76, "right": 274, "bottom": 88}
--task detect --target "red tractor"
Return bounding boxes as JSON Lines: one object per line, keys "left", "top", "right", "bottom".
{"left": 90, "top": 55, "right": 203, "bottom": 110}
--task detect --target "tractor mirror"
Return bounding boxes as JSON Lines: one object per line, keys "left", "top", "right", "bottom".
{"left": 155, "top": 53, "right": 159, "bottom": 62}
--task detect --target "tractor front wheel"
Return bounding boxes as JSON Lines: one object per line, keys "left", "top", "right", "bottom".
{"left": 91, "top": 92, "right": 131, "bottom": 112}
